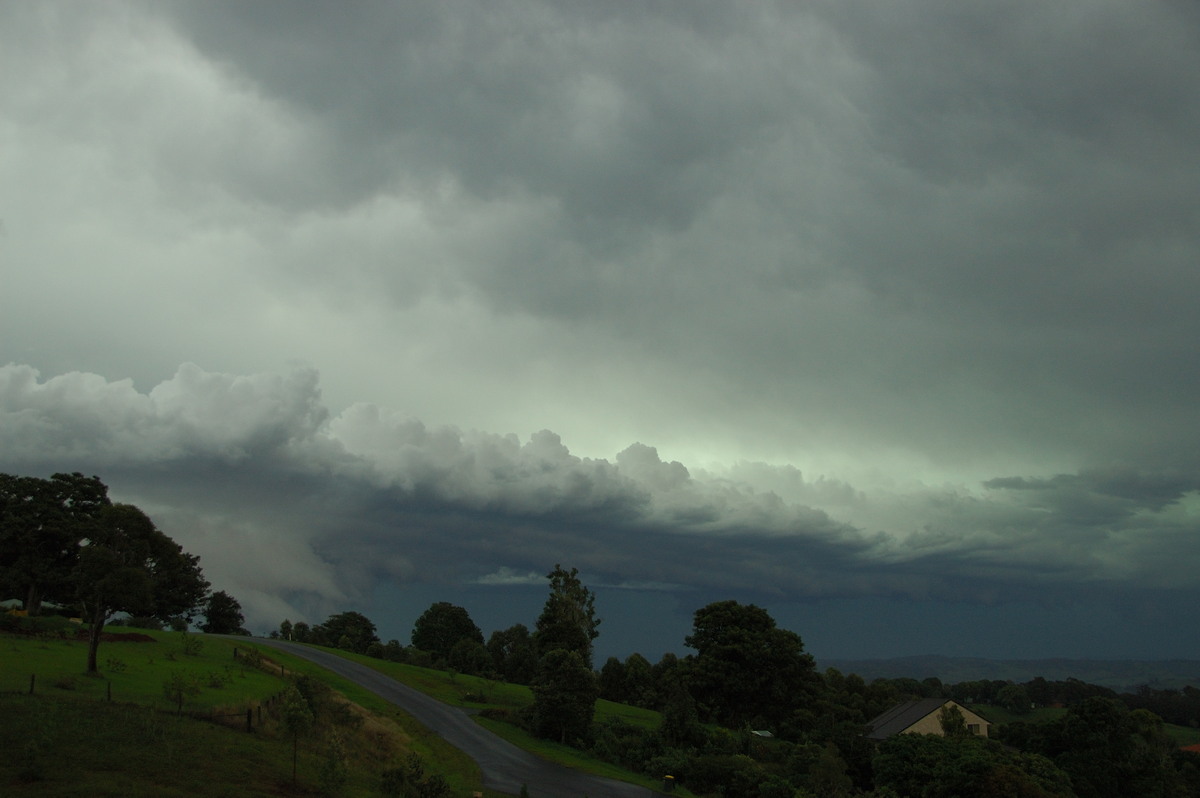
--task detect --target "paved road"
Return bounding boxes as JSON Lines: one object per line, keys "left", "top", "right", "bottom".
{"left": 251, "top": 639, "right": 654, "bottom": 798}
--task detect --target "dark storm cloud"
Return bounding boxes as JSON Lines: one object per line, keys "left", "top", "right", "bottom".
{"left": 986, "top": 468, "right": 1197, "bottom": 515}
{"left": 163, "top": 1, "right": 795, "bottom": 230}
{"left": 4, "top": 364, "right": 1198, "bottom": 634}
{"left": 3, "top": 2, "right": 1200, "bottom": 655}
{"left": 8, "top": 0, "right": 1195, "bottom": 474}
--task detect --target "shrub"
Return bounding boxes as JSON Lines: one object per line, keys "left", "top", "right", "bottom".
{"left": 162, "top": 673, "right": 202, "bottom": 714}
{"left": 237, "top": 646, "right": 263, "bottom": 668}
{"left": 379, "top": 754, "right": 451, "bottom": 798}
{"left": 0, "top": 614, "right": 73, "bottom": 636}
{"left": 318, "top": 730, "right": 349, "bottom": 795}
{"left": 590, "top": 718, "right": 661, "bottom": 772}
{"left": 31, "top": 615, "right": 73, "bottom": 636}
{"left": 179, "top": 632, "right": 203, "bottom": 657}
{"left": 645, "top": 749, "right": 694, "bottom": 783}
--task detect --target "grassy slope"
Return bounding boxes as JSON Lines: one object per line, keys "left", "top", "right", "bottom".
{"left": 0, "top": 629, "right": 507, "bottom": 797}
{"left": 0, "top": 628, "right": 281, "bottom": 710}
{"left": 972, "top": 703, "right": 1200, "bottom": 747}
{"left": 235, "top": 640, "right": 678, "bottom": 794}
{"left": 2, "top": 693, "right": 312, "bottom": 797}
{"left": 231, "top": 640, "right": 489, "bottom": 797}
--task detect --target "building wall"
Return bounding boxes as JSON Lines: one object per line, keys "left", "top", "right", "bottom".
{"left": 904, "top": 701, "right": 990, "bottom": 738}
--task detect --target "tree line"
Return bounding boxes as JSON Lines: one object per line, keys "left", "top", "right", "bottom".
{"left": 274, "top": 580, "right": 1200, "bottom": 797}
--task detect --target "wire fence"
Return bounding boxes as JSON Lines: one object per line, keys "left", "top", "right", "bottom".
{"left": 4, "top": 641, "right": 294, "bottom": 733}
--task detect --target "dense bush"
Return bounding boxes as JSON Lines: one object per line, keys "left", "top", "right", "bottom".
{"left": 0, "top": 613, "right": 74, "bottom": 636}
{"left": 588, "top": 718, "right": 661, "bottom": 772}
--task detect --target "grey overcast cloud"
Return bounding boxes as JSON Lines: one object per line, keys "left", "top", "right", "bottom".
{"left": 3, "top": 1, "right": 1199, "bottom": 663}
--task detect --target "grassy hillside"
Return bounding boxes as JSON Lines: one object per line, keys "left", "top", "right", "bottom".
{"left": 1, "top": 628, "right": 666, "bottom": 796}
{"left": 234, "top": 640, "right": 676, "bottom": 793}
{"left": 0, "top": 626, "right": 280, "bottom": 710}
{"left": 0, "top": 628, "right": 499, "bottom": 796}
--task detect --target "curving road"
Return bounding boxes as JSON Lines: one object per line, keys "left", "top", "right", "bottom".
{"left": 251, "top": 639, "right": 654, "bottom": 798}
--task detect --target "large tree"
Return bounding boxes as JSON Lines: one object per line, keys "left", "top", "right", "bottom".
{"left": 684, "top": 599, "right": 821, "bottom": 731}
{"left": 75, "top": 503, "right": 208, "bottom": 672}
{"left": 486, "top": 623, "right": 537, "bottom": 685}
{"left": 314, "top": 610, "right": 379, "bottom": 654}
{"left": 530, "top": 648, "right": 599, "bottom": 745}
{"left": 200, "top": 589, "right": 248, "bottom": 635}
{"left": 0, "top": 472, "right": 110, "bottom": 615}
{"left": 530, "top": 565, "right": 601, "bottom": 744}
{"left": 533, "top": 564, "right": 600, "bottom": 666}
{"left": 411, "top": 601, "right": 483, "bottom": 662}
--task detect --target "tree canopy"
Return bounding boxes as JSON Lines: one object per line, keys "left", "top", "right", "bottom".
{"left": 486, "top": 623, "right": 537, "bottom": 685}
{"left": 530, "top": 565, "right": 601, "bottom": 743}
{"left": 530, "top": 647, "right": 599, "bottom": 745}
{"left": 0, "top": 472, "right": 111, "bottom": 615}
{"left": 313, "top": 611, "right": 379, "bottom": 654}
{"left": 75, "top": 502, "right": 208, "bottom": 672}
{"left": 411, "top": 601, "right": 483, "bottom": 662}
{"left": 201, "top": 589, "right": 248, "bottom": 635}
{"left": 684, "top": 599, "right": 821, "bottom": 730}
{"left": 533, "top": 564, "right": 600, "bottom": 666}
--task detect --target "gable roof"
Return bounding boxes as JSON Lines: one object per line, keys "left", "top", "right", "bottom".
{"left": 867, "top": 698, "right": 964, "bottom": 740}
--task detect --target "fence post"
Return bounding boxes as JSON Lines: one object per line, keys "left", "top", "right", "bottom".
{"left": 29, "top": 674, "right": 35, "bottom": 695}
{"left": 246, "top": 707, "right": 253, "bottom": 732}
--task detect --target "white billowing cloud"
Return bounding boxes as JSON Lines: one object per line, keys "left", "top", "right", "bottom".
{"left": 329, "top": 406, "right": 643, "bottom": 516}
{"left": 0, "top": 363, "right": 327, "bottom": 464}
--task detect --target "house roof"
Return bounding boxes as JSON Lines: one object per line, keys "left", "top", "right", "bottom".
{"left": 867, "top": 698, "right": 963, "bottom": 740}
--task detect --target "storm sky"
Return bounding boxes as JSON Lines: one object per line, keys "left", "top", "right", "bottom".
{"left": 2, "top": 1, "right": 1199, "bottom": 663}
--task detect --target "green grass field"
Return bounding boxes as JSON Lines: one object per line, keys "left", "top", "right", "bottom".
{"left": 0, "top": 628, "right": 666, "bottom": 796}
{"left": 2, "top": 692, "right": 316, "bottom": 797}
{"left": 0, "top": 628, "right": 508, "bottom": 796}
{"left": 968, "top": 704, "right": 1068, "bottom": 727}
{"left": 0, "top": 627, "right": 281, "bottom": 711}
{"left": 972, "top": 703, "right": 1200, "bottom": 747}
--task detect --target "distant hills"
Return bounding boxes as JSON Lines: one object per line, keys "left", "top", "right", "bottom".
{"left": 817, "top": 655, "right": 1200, "bottom": 691}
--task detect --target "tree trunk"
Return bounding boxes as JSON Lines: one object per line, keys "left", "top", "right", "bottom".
{"left": 25, "top": 583, "right": 42, "bottom": 617}
{"left": 86, "top": 607, "right": 107, "bottom": 674}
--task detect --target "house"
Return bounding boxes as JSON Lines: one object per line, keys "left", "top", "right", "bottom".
{"left": 866, "top": 698, "right": 991, "bottom": 741}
